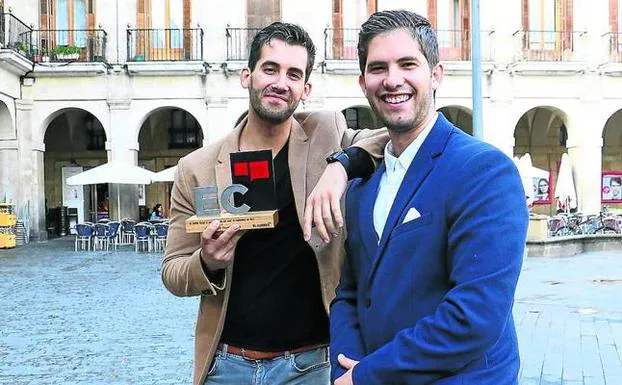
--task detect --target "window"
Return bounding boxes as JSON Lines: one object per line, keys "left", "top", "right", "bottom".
{"left": 522, "top": 0, "right": 573, "bottom": 58}
{"left": 150, "top": 0, "right": 183, "bottom": 49}
{"left": 247, "top": 0, "right": 281, "bottom": 29}
{"left": 168, "top": 109, "right": 201, "bottom": 149}
{"left": 528, "top": 0, "right": 556, "bottom": 49}
{"left": 56, "top": 0, "right": 87, "bottom": 46}
{"left": 429, "top": 0, "right": 470, "bottom": 60}
{"left": 331, "top": 0, "right": 375, "bottom": 60}
{"left": 136, "top": 0, "right": 190, "bottom": 60}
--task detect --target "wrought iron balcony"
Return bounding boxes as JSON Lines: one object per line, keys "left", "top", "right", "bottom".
{"left": 30, "top": 29, "right": 107, "bottom": 63}
{"left": 436, "top": 29, "right": 495, "bottom": 61}
{"left": 127, "top": 28, "right": 203, "bottom": 62}
{"left": 324, "top": 28, "right": 495, "bottom": 62}
{"left": 514, "top": 30, "right": 585, "bottom": 61}
{"left": 604, "top": 32, "right": 622, "bottom": 63}
{"left": 324, "top": 28, "right": 359, "bottom": 60}
{"left": 226, "top": 27, "right": 261, "bottom": 61}
{"left": 1, "top": 12, "right": 33, "bottom": 59}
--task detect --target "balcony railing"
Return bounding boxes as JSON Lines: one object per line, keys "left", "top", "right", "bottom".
{"left": 30, "top": 29, "right": 107, "bottom": 63}
{"left": 514, "top": 30, "right": 585, "bottom": 61}
{"left": 1, "top": 12, "right": 33, "bottom": 59}
{"left": 604, "top": 32, "right": 622, "bottom": 63}
{"left": 324, "top": 28, "right": 495, "bottom": 62}
{"left": 226, "top": 27, "right": 261, "bottom": 61}
{"left": 437, "top": 29, "right": 495, "bottom": 61}
{"left": 324, "top": 28, "right": 360, "bottom": 60}
{"left": 127, "top": 28, "right": 203, "bottom": 62}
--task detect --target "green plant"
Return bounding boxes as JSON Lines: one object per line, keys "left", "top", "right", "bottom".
{"left": 53, "top": 45, "right": 81, "bottom": 56}
{"left": 19, "top": 41, "right": 30, "bottom": 53}
{"left": 66, "top": 45, "right": 81, "bottom": 55}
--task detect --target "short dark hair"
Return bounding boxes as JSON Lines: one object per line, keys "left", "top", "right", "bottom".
{"left": 248, "top": 22, "right": 316, "bottom": 82}
{"left": 358, "top": 10, "right": 439, "bottom": 74}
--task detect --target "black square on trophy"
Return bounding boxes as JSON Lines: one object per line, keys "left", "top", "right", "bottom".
{"left": 229, "top": 150, "right": 276, "bottom": 212}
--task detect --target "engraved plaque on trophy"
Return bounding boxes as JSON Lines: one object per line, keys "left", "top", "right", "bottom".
{"left": 185, "top": 150, "right": 279, "bottom": 233}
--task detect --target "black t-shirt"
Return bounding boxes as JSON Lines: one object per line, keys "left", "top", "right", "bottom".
{"left": 219, "top": 142, "right": 329, "bottom": 351}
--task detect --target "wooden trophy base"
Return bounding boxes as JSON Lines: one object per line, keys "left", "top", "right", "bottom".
{"left": 185, "top": 210, "right": 279, "bottom": 233}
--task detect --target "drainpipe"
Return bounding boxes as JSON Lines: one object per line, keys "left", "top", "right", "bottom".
{"left": 471, "top": 0, "right": 483, "bottom": 140}
{"left": 115, "top": 0, "right": 119, "bottom": 63}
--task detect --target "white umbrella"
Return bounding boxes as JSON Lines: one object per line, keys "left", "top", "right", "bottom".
{"left": 66, "top": 161, "right": 155, "bottom": 220}
{"left": 515, "top": 154, "right": 550, "bottom": 206}
{"left": 554, "top": 153, "right": 577, "bottom": 214}
{"left": 516, "top": 155, "right": 535, "bottom": 206}
{"left": 151, "top": 166, "right": 177, "bottom": 182}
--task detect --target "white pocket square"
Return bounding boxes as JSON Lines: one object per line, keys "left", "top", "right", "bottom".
{"left": 403, "top": 207, "right": 421, "bottom": 223}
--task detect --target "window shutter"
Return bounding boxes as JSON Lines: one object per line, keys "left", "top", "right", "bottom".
{"left": 137, "top": 0, "right": 146, "bottom": 29}
{"left": 609, "top": 0, "right": 620, "bottom": 33}
{"left": 367, "top": 0, "right": 376, "bottom": 15}
{"left": 87, "top": 0, "right": 95, "bottom": 30}
{"left": 522, "top": 0, "right": 529, "bottom": 31}
{"left": 428, "top": 0, "right": 437, "bottom": 29}
{"left": 332, "top": 0, "right": 343, "bottom": 59}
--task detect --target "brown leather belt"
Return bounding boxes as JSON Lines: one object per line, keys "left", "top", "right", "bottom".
{"left": 217, "top": 342, "right": 327, "bottom": 361}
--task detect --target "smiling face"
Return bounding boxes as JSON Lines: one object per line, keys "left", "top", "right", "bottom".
{"left": 538, "top": 179, "right": 549, "bottom": 194}
{"left": 358, "top": 29, "right": 442, "bottom": 133}
{"left": 241, "top": 39, "right": 311, "bottom": 125}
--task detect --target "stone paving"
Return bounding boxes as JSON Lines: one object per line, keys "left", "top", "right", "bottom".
{"left": 0, "top": 237, "right": 621, "bottom": 384}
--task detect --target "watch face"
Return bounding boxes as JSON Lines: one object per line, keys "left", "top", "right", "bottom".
{"left": 328, "top": 151, "right": 343, "bottom": 162}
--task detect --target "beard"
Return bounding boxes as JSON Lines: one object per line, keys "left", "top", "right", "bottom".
{"left": 367, "top": 86, "right": 434, "bottom": 133}
{"left": 248, "top": 82, "right": 300, "bottom": 125}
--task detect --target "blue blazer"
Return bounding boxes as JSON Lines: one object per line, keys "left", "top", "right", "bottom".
{"left": 330, "top": 114, "right": 528, "bottom": 384}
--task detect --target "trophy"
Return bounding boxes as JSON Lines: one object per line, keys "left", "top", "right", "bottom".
{"left": 185, "top": 150, "right": 279, "bottom": 233}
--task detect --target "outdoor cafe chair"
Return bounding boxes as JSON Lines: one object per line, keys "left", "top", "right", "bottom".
{"left": 93, "top": 223, "right": 110, "bottom": 251}
{"left": 107, "top": 221, "right": 121, "bottom": 250}
{"left": 153, "top": 223, "right": 169, "bottom": 252}
{"left": 121, "top": 218, "right": 135, "bottom": 245}
{"left": 134, "top": 222, "right": 153, "bottom": 252}
{"left": 74, "top": 223, "right": 94, "bottom": 251}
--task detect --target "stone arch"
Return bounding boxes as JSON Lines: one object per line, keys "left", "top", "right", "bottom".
{"left": 137, "top": 106, "right": 204, "bottom": 220}
{"left": 42, "top": 107, "right": 109, "bottom": 229}
{"left": 602, "top": 108, "right": 622, "bottom": 174}
{"left": 38, "top": 106, "right": 109, "bottom": 145}
{"left": 437, "top": 105, "right": 473, "bottom": 135}
{"left": 514, "top": 106, "right": 570, "bottom": 214}
{"left": 0, "top": 100, "right": 13, "bottom": 139}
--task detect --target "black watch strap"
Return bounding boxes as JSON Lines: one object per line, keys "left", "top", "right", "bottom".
{"left": 326, "top": 150, "right": 351, "bottom": 175}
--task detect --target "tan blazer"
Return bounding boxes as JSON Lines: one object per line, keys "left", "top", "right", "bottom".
{"left": 162, "top": 110, "right": 388, "bottom": 385}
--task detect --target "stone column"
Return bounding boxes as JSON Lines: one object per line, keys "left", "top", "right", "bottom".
{"left": 15, "top": 99, "right": 48, "bottom": 240}
{"left": 567, "top": 139, "right": 602, "bottom": 215}
{"left": 107, "top": 99, "right": 140, "bottom": 221}
{"left": 204, "top": 96, "right": 230, "bottom": 145}
{"left": 485, "top": 66, "right": 516, "bottom": 157}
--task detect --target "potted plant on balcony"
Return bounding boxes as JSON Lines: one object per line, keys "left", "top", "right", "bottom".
{"left": 31, "top": 46, "right": 41, "bottom": 62}
{"left": 18, "top": 41, "right": 30, "bottom": 57}
{"left": 66, "top": 45, "right": 81, "bottom": 60}
{"left": 54, "top": 45, "right": 81, "bottom": 61}
{"left": 41, "top": 47, "right": 50, "bottom": 62}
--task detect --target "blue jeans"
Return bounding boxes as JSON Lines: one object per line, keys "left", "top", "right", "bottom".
{"left": 205, "top": 344, "right": 330, "bottom": 385}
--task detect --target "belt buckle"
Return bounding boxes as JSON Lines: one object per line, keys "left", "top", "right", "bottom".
{"left": 240, "top": 348, "right": 251, "bottom": 361}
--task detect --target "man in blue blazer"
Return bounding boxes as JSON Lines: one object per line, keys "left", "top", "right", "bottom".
{"left": 330, "top": 10, "right": 529, "bottom": 385}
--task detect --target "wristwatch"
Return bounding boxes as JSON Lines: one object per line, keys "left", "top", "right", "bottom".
{"left": 326, "top": 150, "right": 351, "bottom": 175}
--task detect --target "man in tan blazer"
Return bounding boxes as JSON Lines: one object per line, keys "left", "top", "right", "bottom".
{"left": 162, "top": 22, "right": 387, "bottom": 385}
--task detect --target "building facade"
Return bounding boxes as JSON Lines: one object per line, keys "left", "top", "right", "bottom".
{"left": 0, "top": 0, "right": 621, "bottom": 240}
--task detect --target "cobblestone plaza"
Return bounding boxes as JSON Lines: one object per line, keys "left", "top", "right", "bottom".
{"left": 1, "top": 238, "right": 622, "bottom": 385}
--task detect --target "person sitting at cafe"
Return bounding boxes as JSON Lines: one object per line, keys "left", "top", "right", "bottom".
{"left": 150, "top": 203, "right": 165, "bottom": 220}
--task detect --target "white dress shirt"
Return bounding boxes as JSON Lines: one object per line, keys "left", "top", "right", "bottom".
{"left": 373, "top": 113, "right": 438, "bottom": 239}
